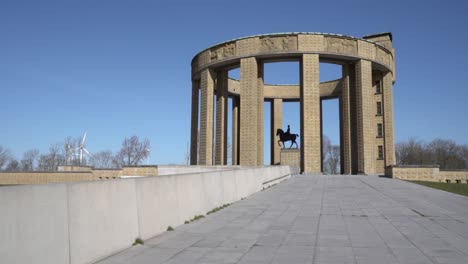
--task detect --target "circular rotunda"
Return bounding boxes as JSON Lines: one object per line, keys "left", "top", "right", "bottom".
{"left": 190, "top": 32, "right": 396, "bottom": 174}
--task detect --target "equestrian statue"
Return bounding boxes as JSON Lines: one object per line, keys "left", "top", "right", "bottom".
{"left": 276, "top": 125, "right": 299, "bottom": 149}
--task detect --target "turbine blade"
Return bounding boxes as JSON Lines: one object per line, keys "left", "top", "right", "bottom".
{"left": 81, "top": 131, "right": 87, "bottom": 145}
{"left": 83, "top": 148, "right": 93, "bottom": 158}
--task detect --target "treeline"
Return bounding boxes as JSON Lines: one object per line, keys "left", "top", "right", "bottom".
{"left": 322, "top": 135, "right": 340, "bottom": 174}
{"left": 0, "top": 136, "right": 150, "bottom": 172}
{"left": 396, "top": 138, "right": 468, "bottom": 170}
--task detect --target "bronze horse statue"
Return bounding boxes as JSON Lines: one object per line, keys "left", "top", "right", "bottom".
{"left": 276, "top": 129, "right": 299, "bottom": 149}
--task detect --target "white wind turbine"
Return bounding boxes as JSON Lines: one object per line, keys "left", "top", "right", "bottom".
{"left": 77, "top": 132, "right": 93, "bottom": 165}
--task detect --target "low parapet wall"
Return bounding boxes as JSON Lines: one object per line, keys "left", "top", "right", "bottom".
{"left": 387, "top": 165, "right": 468, "bottom": 183}
{"left": 0, "top": 165, "right": 291, "bottom": 264}
{"left": 0, "top": 165, "right": 158, "bottom": 185}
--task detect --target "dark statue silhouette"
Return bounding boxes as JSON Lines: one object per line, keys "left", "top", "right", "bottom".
{"left": 276, "top": 125, "right": 299, "bottom": 149}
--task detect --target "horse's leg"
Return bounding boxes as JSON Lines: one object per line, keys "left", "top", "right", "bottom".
{"left": 289, "top": 141, "right": 293, "bottom": 149}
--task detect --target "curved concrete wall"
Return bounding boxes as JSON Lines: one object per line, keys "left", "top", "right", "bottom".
{"left": 0, "top": 166, "right": 291, "bottom": 264}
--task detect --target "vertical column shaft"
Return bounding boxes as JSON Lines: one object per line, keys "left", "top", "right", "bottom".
{"left": 239, "top": 57, "right": 259, "bottom": 165}
{"left": 300, "top": 54, "right": 321, "bottom": 173}
{"left": 232, "top": 97, "right": 240, "bottom": 165}
{"left": 199, "top": 68, "right": 215, "bottom": 165}
{"left": 271, "top": 98, "right": 283, "bottom": 165}
{"left": 355, "top": 60, "right": 375, "bottom": 174}
{"left": 215, "top": 71, "right": 228, "bottom": 165}
{"left": 340, "top": 64, "right": 352, "bottom": 174}
{"left": 383, "top": 72, "right": 396, "bottom": 166}
{"left": 257, "top": 63, "right": 264, "bottom": 165}
{"left": 190, "top": 79, "right": 200, "bottom": 165}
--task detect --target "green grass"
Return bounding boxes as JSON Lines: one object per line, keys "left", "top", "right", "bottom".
{"left": 132, "top": 238, "right": 144, "bottom": 246}
{"left": 408, "top": 181, "right": 468, "bottom": 197}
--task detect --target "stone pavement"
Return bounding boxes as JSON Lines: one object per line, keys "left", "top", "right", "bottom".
{"left": 96, "top": 175, "right": 468, "bottom": 264}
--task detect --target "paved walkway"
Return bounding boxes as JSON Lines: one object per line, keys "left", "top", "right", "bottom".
{"left": 97, "top": 175, "right": 468, "bottom": 264}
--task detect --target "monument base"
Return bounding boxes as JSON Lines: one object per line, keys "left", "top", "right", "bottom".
{"left": 280, "top": 149, "right": 300, "bottom": 174}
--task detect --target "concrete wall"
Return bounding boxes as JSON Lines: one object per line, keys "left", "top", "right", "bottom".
{"left": 387, "top": 165, "right": 468, "bottom": 183}
{"left": 157, "top": 165, "right": 238, "bottom": 175}
{"left": 0, "top": 165, "right": 291, "bottom": 264}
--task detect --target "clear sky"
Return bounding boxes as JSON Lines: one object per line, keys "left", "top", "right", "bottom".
{"left": 2, "top": 0, "right": 467, "bottom": 165}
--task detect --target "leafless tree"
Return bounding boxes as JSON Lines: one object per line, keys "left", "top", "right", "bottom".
{"left": 326, "top": 146, "right": 341, "bottom": 174}
{"left": 113, "top": 136, "right": 150, "bottom": 167}
{"left": 37, "top": 144, "right": 65, "bottom": 171}
{"left": 20, "top": 149, "right": 40, "bottom": 171}
{"left": 63, "top": 136, "right": 81, "bottom": 165}
{"left": 184, "top": 142, "right": 190, "bottom": 165}
{"left": 0, "top": 146, "right": 13, "bottom": 171}
{"left": 91, "top": 151, "right": 115, "bottom": 168}
{"left": 5, "top": 159, "right": 20, "bottom": 172}
{"left": 396, "top": 138, "right": 467, "bottom": 170}
{"left": 322, "top": 135, "right": 340, "bottom": 174}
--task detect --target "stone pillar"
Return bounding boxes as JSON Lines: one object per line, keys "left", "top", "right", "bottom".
{"left": 271, "top": 98, "right": 283, "bottom": 165}
{"left": 239, "top": 57, "right": 259, "bottom": 165}
{"left": 257, "top": 63, "right": 264, "bottom": 165}
{"left": 232, "top": 97, "right": 240, "bottom": 165}
{"left": 300, "top": 54, "right": 321, "bottom": 173}
{"left": 340, "top": 64, "right": 352, "bottom": 174}
{"left": 190, "top": 79, "right": 200, "bottom": 165}
{"left": 383, "top": 71, "right": 396, "bottom": 166}
{"left": 355, "top": 60, "right": 375, "bottom": 174}
{"left": 199, "top": 68, "right": 214, "bottom": 165}
{"left": 215, "top": 70, "right": 228, "bottom": 165}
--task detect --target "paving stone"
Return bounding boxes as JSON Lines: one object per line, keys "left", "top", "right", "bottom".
{"left": 95, "top": 175, "right": 468, "bottom": 264}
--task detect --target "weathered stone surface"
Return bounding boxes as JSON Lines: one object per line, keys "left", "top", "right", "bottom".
{"left": 96, "top": 175, "right": 468, "bottom": 264}
{"left": 190, "top": 32, "right": 396, "bottom": 173}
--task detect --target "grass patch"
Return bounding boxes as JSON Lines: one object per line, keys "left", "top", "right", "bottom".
{"left": 132, "top": 238, "right": 144, "bottom": 246}
{"left": 191, "top": 215, "right": 205, "bottom": 222}
{"left": 167, "top": 226, "right": 174, "bottom": 231}
{"left": 408, "top": 181, "right": 468, "bottom": 197}
{"left": 207, "top": 203, "right": 231, "bottom": 215}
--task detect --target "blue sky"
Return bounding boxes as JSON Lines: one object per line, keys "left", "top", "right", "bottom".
{"left": 2, "top": 0, "right": 467, "bottom": 165}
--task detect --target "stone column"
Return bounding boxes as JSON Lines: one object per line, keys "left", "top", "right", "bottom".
{"left": 300, "top": 54, "right": 321, "bottom": 173}
{"left": 215, "top": 70, "right": 228, "bottom": 165}
{"left": 199, "top": 68, "right": 214, "bottom": 165}
{"left": 257, "top": 63, "right": 264, "bottom": 165}
{"left": 340, "top": 64, "right": 352, "bottom": 174}
{"left": 239, "top": 57, "right": 259, "bottom": 165}
{"left": 271, "top": 98, "right": 283, "bottom": 165}
{"left": 190, "top": 79, "right": 200, "bottom": 165}
{"left": 232, "top": 97, "right": 240, "bottom": 165}
{"left": 355, "top": 60, "right": 375, "bottom": 174}
{"left": 383, "top": 71, "right": 396, "bottom": 166}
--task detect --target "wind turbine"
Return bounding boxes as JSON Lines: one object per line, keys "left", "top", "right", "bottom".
{"left": 77, "top": 132, "right": 93, "bottom": 165}
{"left": 146, "top": 148, "right": 151, "bottom": 165}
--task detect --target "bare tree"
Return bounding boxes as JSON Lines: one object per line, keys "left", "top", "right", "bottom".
{"left": 0, "top": 146, "right": 13, "bottom": 171}
{"left": 63, "top": 136, "right": 81, "bottom": 165}
{"left": 37, "top": 144, "right": 65, "bottom": 171}
{"left": 91, "top": 151, "right": 115, "bottom": 168}
{"left": 322, "top": 136, "right": 340, "bottom": 174}
{"left": 113, "top": 136, "right": 150, "bottom": 167}
{"left": 427, "top": 138, "right": 465, "bottom": 170}
{"left": 396, "top": 138, "right": 467, "bottom": 170}
{"left": 5, "top": 159, "right": 20, "bottom": 172}
{"left": 326, "top": 146, "right": 341, "bottom": 174}
{"left": 184, "top": 142, "right": 190, "bottom": 165}
{"left": 20, "top": 149, "right": 40, "bottom": 171}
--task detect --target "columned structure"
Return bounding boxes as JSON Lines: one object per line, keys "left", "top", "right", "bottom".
{"left": 190, "top": 32, "right": 396, "bottom": 175}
